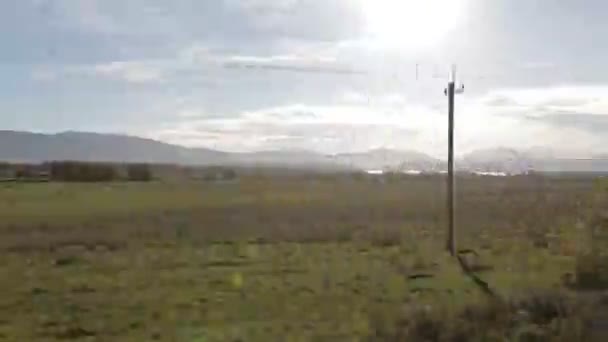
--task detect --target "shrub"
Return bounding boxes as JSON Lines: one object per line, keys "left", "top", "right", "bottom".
{"left": 367, "top": 291, "right": 598, "bottom": 342}
{"left": 573, "top": 193, "right": 608, "bottom": 290}
{"left": 574, "top": 253, "right": 608, "bottom": 290}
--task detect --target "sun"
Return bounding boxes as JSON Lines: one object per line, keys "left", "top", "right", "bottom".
{"left": 359, "top": 0, "right": 466, "bottom": 51}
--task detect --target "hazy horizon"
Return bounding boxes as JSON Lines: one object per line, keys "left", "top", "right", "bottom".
{"left": 4, "top": 129, "right": 607, "bottom": 161}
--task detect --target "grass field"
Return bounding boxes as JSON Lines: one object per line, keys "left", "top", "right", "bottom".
{"left": 1, "top": 174, "right": 607, "bottom": 341}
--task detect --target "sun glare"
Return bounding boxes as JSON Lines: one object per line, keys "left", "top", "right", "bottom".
{"left": 359, "top": 0, "right": 466, "bottom": 51}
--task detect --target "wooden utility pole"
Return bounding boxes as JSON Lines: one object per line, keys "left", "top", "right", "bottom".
{"left": 445, "top": 65, "right": 463, "bottom": 256}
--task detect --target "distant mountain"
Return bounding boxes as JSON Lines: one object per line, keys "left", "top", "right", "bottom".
{"left": 331, "top": 148, "right": 442, "bottom": 171}
{"left": 461, "top": 147, "right": 608, "bottom": 174}
{"left": 0, "top": 131, "right": 347, "bottom": 170}
{"left": 460, "top": 147, "right": 529, "bottom": 174}
{"left": 2, "top": 131, "right": 607, "bottom": 173}
{"left": 0, "top": 130, "right": 228, "bottom": 164}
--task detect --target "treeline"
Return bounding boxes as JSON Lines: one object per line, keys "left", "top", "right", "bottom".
{"left": 49, "top": 161, "right": 153, "bottom": 182}
{"left": 0, "top": 161, "right": 153, "bottom": 182}
{"left": 0, "top": 161, "right": 243, "bottom": 183}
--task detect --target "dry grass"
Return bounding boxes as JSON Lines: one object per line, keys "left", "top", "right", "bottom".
{"left": 370, "top": 290, "right": 608, "bottom": 341}
{"left": 0, "top": 174, "right": 606, "bottom": 341}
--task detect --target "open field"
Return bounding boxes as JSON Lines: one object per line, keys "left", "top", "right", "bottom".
{"left": 1, "top": 174, "right": 608, "bottom": 341}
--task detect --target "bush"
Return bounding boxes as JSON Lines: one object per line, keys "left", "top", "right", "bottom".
{"left": 574, "top": 253, "right": 608, "bottom": 290}
{"left": 574, "top": 194, "right": 608, "bottom": 290}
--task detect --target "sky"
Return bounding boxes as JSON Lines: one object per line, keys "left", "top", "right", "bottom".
{"left": 2, "top": 0, "right": 608, "bottom": 158}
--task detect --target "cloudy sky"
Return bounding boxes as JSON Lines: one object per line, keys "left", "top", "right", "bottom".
{"left": 2, "top": 0, "right": 608, "bottom": 157}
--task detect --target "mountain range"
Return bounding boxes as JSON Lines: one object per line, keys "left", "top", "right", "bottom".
{"left": 459, "top": 147, "right": 608, "bottom": 174}
{"left": 1, "top": 130, "right": 607, "bottom": 173}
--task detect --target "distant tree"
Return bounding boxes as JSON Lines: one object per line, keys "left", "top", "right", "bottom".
{"left": 15, "top": 168, "right": 28, "bottom": 179}
{"left": 50, "top": 161, "right": 118, "bottom": 182}
{"left": 15, "top": 164, "right": 37, "bottom": 179}
{"left": 0, "top": 162, "right": 14, "bottom": 179}
{"left": 221, "top": 168, "right": 237, "bottom": 180}
{"left": 127, "top": 164, "right": 152, "bottom": 181}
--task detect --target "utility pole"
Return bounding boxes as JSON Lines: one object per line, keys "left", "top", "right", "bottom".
{"left": 445, "top": 65, "right": 464, "bottom": 256}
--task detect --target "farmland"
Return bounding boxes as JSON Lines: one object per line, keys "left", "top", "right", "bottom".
{"left": 1, "top": 173, "right": 607, "bottom": 341}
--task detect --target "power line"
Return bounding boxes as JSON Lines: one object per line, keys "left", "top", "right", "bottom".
{"left": 222, "top": 61, "right": 366, "bottom": 75}
{"left": 219, "top": 58, "right": 582, "bottom": 84}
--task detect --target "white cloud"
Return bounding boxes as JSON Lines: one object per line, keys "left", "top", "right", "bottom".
{"left": 226, "top": 53, "right": 336, "bottom": 65}
{"left": 48, "top": 0, "right": 186, "bottom": 40}
{"left": 44, "top": 38, "right": 364, "bottom": 85}
{"left": 521, "top": 62, "right": 557, "bottom": 70}
{"left": 146, "top": 100, "right": 445, "bottom": 155}
{"left": 176, "top": 108, "right": 209, "bottom": 118}
{"left": 30, "top": 68, "right": 57, "bottom": 82}
{"left": 481, "top": 85, "right": 608, "bottom": 115}
{"left": 91, "top": 61, "right": 164, "bottom": 83}
{"left": 46, "top": 0, "right": 364, "bottom": 50}
{"left": 42, "top": 60, "right": 168, "bottom": 84}
{"left": 142, "top": 82, "right": 608, "bottom": 157}
{"left": 338, "top": 91, "right": 410, "bottom": 109}
{"left": 459, "top": 85, "right": 608, "bottom": 156}
{"left": 50, "top": 0, "right": 121, "bottom": 34}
